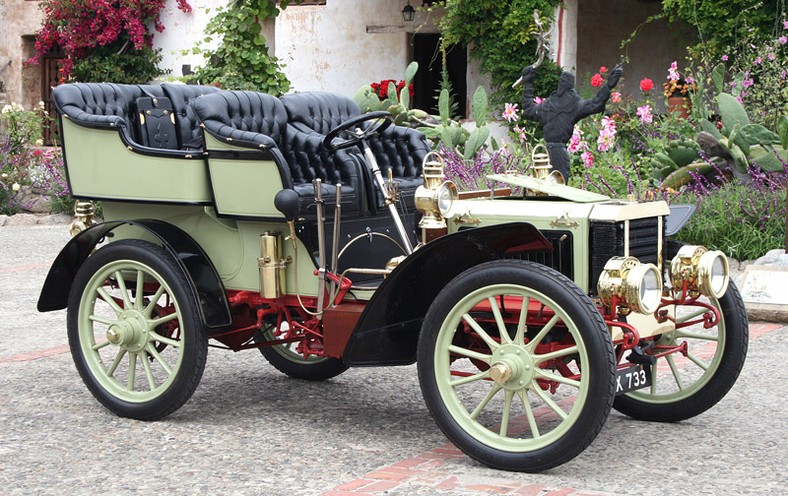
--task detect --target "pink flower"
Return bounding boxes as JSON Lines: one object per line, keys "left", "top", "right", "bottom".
{"left": 502, "top": 102, "right": 519, "bottom": 123}
{"left": 590, "top": 73, "right": 604, "bottom": 87}
{"left": 581, "top": 151, "right": 594, "bottom": 168}
{"left": 567, "top": 126, "right": 586, "bottom": 153}
{"left": 784, "top": 20, "right": 788, "bottom": 29}
{"left": 513, "top": 126, "right": 527, "bottom": 143}
{"left": 667, "top": 61, "right": 680, "bottom": 81}
{"left": 782, "top": 69, "right": 787, "bottom": 79}
{"left": 636, "top": 104, "right": 653, "bottom": 124}
{"left": 722, "top": 54, "right": 729, "bottom": 61}
{"left": 779, "top": 36, "right": 788, "bottom": 45}
{"left": 611, "top": 91, "right": 622, "bottom": 103}
{"left": 736, "top": 96, "right": 744, "bottom": 104}
{"left": 534, "top": 96, "right": 543, "bottom": 104}
{"left": 599, "top": 66, "right": 608, "bottom": 74}
{"left": 743, "top": 78, "right": 754, "bottom": 88}
{"left": 754, "top": 56, "right": 762, "bottom": 65}
{"left": 768, "top": 52, "right": 776, "bottom": 61}
{"left": 639, "top": 78, "right": 654, "bottom": 92}
{"left": 597, "top": 116, "right": 616, "bottom": 152}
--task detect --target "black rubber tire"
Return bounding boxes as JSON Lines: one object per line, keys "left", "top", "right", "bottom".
{"left": 256, "top": 324, "right": 348, "bottom": 381}
{"left": 67, "top": 240, "right": 208, "bottom": 420}
{"left": 417, "top": 260, "right": 616, "bottom": 472}
{"left": 613, "top": 241, "right": 749, "bottom": 422}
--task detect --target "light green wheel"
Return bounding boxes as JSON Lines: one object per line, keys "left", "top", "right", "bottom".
{"left": 613, "top": 241, "right": 748, "bottom": 421}
{"left": 418, "top": 260, "right": 615, "bottom": 472}
{"left": 67, "top": 240, "right": 207, "bottom": 420}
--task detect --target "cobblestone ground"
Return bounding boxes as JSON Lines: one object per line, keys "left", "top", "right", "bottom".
{"left": 1, "top": 224, "right": 786, "bottom": 496}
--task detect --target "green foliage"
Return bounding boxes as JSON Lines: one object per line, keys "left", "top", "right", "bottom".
{"left": 71, "top": 42, "right": 166, "bottom": 83}
{"left": 191, "top": 0, "right": 291, "bottom": 94}
{"left": 418, "top": 86, "right": 492, "bottom": 158}
{"left": 662, "top": 0, "right": 780, "bottom": 59}
{"left": 438, "top": 0, "right": 561, "bottom": 106}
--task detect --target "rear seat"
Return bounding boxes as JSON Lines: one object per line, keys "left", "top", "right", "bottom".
{"left": 52, "top": 82, "right": 221, "bottom": 153}
{"left": 193, "top": 90, "right": 367, "bottom": 217}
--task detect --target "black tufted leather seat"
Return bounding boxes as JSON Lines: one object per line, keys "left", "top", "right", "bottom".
{"left": 53, "top": 83, "right": 161, "bottom": 143}
{"left": 53, "top": 82, "right": 222, "bottom": 153}
{"left": 193, "top": 90, "right": 366, "bottom": 216}
{"left": 281, "top": 92, "right": 429, "bottom": 212}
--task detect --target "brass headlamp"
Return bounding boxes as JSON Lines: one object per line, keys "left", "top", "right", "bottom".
{"left": 415, "top": 152, "right": 458, "bottom": 230}
{"left": 598, "top": 256, "right": 663, "bottom": 314}
{"left": 669, "top": 245, "right": 730, "bottom": 298}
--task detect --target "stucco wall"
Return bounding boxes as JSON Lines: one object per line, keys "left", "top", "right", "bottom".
{"left": 0, "top": 0, "right": 46, "bottom": 108}
{"left": 155, "top": 0, "right": 224, "bottom": 79}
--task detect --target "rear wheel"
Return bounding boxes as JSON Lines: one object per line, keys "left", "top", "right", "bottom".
{"left": 418, "top": 260, "right": 616, "bottom": 472}
{"left": 67, "top": 240, "right": 207, "bottom": 420}
{"left": 613, "top": 241, "right": 749, "bottom": 422}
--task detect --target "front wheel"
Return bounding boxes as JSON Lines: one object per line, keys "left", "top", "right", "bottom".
{"left": 67, "top": 240, "right": 208, "bottom": 420}
{"left": 418, "top": 260, "right": 616, "bottom": 472}
{"left": 613, "top": 241, "right": 749, "bottom": 422}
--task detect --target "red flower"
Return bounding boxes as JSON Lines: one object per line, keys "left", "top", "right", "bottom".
{"left": 590, "top": 73, "right": 604, "bottom": 87}
{"left": 639, "top": 78, "right": 654, "bottom": 92}
{"left": 599, "top": 66, "right": 608, "bottom": 74}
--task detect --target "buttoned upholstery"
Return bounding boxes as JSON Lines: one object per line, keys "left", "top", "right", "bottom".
{"left": 281, "top": 92, "right": 429, "bottom": 211}
{"left": 194, "top": 90, "right": 366, "bottom": 216}
{"left": 52, "top": 83, "right": 160, "bottom": 141}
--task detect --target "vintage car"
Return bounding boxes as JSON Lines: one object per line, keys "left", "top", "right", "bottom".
{"left": 38, "top": 82, "right": 748, "bottom": 472}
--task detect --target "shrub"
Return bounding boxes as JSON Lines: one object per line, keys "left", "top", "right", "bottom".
{"left": 672, "top": 162, "right": 787, "bottom": 261}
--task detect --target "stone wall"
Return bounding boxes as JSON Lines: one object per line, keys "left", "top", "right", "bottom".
{"left": 0, "top": 0, "right": 46, "bottom": 109}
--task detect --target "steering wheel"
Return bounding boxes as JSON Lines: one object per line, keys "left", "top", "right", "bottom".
{"left": 323, "top": 111, "right": 394, "bottom": 150}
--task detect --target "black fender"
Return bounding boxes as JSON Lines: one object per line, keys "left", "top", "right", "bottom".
{"left": 342, "top": 222, "right": 552, "bottom": 366}
{"left": 37, "top": 219, "right": 232, "bottom": 332}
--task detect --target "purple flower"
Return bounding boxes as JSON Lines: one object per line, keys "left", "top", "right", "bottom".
{"left": 754, "top": 56, "right": 762, "bottom": 65}
{"left": 784, "top": 20, "right": 788, "bottom": 29}
{"left": 743, "top": 78, "right": 754, "bottom": 88}
{"left": 722, "top": 54, "right": 729, "bottom": 61}
{"left": 779, "top": 36, "right": 788, "bottom": 45}
{"left": 769, "top": 52, "right": 776, "bottom": 61}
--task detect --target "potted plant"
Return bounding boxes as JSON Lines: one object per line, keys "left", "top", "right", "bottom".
{"left": 663, "top": 61, "right": 696, "bottom": 118}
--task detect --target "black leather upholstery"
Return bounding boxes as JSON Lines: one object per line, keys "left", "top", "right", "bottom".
{"left": 282, "top": 92, "right": 361, "bottom": 135}
{"left": 53, "top": 83, "right": 155, "bottom": 138}
{"left": 194, "top": 90, "right": 366, "bottom": 216}
{"left": 281, "top": 92, "right": 428, "bottom": 211}
{"left": 161, "top": 84, "right": 221, "bottom": 149}
{"left": 52, "top": 82, "right": 220, "bottom": 152}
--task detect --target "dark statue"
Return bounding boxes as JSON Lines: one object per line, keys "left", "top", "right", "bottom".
{"left": 520, "top": 63, "right": 623, "bottom": 179}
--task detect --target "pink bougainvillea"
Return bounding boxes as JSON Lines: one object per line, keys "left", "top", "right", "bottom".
{"left": 28, "top": 0, "right": 192, "bottom": 78}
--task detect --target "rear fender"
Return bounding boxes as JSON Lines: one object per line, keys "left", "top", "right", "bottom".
{"left": 37, "top": 219, "right": 232, "bottom": 332}
{"left": 342, "top": 222, "right": 552, "bottom": 366}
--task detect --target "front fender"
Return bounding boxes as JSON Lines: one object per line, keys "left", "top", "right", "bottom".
{"left": 342, "top": 222, "right": 552, "bottom": 366}
{"left": 37, "top": 219, "right": 232, "bottom": 332}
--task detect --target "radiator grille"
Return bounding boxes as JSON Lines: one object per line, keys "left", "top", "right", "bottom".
{"left": 589, "top": 217, "right": 664, "bottom": 296}
{"left": 508, "top": 230, "right": 574, "bottom": 280}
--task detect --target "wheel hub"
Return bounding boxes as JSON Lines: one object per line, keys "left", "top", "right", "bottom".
{"left": 490, "top": 344, "right": 536, "bottom": 391}
{"left": 106, "top": 310, "right": 150, "bottom": 352}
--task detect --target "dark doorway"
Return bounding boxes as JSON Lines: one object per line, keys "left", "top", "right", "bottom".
{"left": 41, "top": 54, "right": 64, "bottom": 146}
{"left": 411, "top": 33, "right": 467, "bottom": 118}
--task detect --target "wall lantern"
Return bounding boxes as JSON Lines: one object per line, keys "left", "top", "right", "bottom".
{"left": 402, "top": 1, "right": 416, "bottom": 22}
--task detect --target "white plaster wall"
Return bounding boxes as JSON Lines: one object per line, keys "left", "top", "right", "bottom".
{"left": 275, "top": 0, "right": 408, "bottom": 96}
{"left": 154, "top": 0, "right": 227, "bottom": 79}
{"left": 0, "top": 0, "right": 46, "bottom": 105}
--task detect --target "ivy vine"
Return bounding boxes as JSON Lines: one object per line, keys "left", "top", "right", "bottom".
{"left": 191, "top": 0, "right": 297, "bottom": 94}
{"left": 436, "top": 0, "right": 561, "bottom": 107}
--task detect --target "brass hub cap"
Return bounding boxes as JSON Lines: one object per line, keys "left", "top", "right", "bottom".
{"left": 106, "top": 310, "right": 149, "bottom": 352}
{"left": 490, "top": 344, "right": 536, "bottom": 391}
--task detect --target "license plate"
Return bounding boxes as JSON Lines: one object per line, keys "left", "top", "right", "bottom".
{"left": 615, "top": 363, "right": 652, "bottom": 395}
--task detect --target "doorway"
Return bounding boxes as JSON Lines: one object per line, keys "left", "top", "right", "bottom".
{"left": 410, "top": 33, "right": 467, "bottom": 118}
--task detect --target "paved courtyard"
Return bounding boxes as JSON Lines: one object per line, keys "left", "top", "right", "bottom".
{"left": 1, "top": 223, "right": 786, "bottom": 495}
